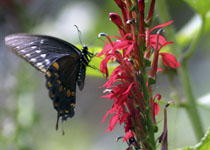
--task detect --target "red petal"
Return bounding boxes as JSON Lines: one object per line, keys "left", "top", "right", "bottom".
{"left": 151, "top": 20, "right": 173, "bottom": 32}
{"left": 158, "top": 68, "right": 164, "bottom": 72}
{"left": 154, "top": 103, "right": 160, "bottom": 116}
{"left": 154, "top": 93, "right": 161, "bottom": 100}
{"left": 106, "top": 114, "right": 119, "bottom": 133}
{"left": 123, "top": 82, "right": 134, "bottom": 95}
{"left": 100, "top": 55, "right": 113, "bottom": 77}
{"left": 124, "top": 43, "right": 134, "bottom": 56}
{"left": 160, "top": 53, "right": 180, "bottom": 69}
{"left": 102, "top": 107, "right": 116, "bottom": 123}
{"left": 119, "top": 113, "right": 130, "bottom": 124}
{"left": 123, "top": 130, "right": 133, "bottom": 142}
{"left": 159, "top": 41, "right": 174, "bottom": 50}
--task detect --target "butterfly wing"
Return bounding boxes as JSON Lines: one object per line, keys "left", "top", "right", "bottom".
{"left": 5, "top": 34, "right": 81, "bottom": 72}
{"left": 5, "top": 34, "right": 84, "bottom": 128}
{"left": 46, "top": 55, "right": 80, "bottom": 127}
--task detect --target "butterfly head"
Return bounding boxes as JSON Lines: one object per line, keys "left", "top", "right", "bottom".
{"left": 81, "top": 45, "right": 94, "bottom": 65}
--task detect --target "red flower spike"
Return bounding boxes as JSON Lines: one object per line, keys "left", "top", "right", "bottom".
{"left": 109, "top": 12, "right": 123, "bottom": 28}
{"left": 160, "top": 53, "right": 180, "bottom": 69}
{"left": 98, "top": 0, "right": 180, "bottom": 148}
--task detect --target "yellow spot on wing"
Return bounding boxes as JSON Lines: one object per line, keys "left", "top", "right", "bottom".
{"left": 52, "top": 62, "right": 59, "bottom": 70}
{"left": 72, "top": 92, "right": 75, "bottom": 96}
{"left": 54, "top": 103, "right": 58, "bottom": 107}
{"left": 46, "top": 71, "right": 51, "bottom": 77}
{"left": 65, "top": 110, "right": 69, "bottom": 113}
{"left": 57, "top": 80, "right": 61, "bottom": 84}
{"left": 41, "top": 68, "right": 47, "bottom": 72}
{"left": 54, "top": 73, "right": 59, "bottom": 77}
{"left": 67, "top": 90, "right": 71, "bottom": 97}
{"left": 70, "top": 103, "right": 75, "bottom": 107}
{"left": 59, "top": 85, "right": 63, "bottom": 92}
{"left": 47, "top": 81, "right": 52, "bottom": 88}
{"left": 50, "top": 92, "right": 54, "bottom": 98}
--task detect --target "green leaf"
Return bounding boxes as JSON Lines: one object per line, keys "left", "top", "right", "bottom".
{"left": 183, "top": 0, "right": 210, "bottom": 16}
{"left": 177, "top": 128, "right": 210, "bottom": 150}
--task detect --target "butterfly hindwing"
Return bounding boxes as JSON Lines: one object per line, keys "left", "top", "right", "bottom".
{"left": 46, "top": 55, "right": 80, "bottom": 122}
{"left": 5, "top": 34, "right": 80, "bottom": 72}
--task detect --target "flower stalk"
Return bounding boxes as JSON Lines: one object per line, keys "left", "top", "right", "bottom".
{"left": 98, "top": 0, "right": 180, "bottom": 149}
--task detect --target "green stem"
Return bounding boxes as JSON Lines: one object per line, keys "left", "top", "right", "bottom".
{"left": 133, "top": 1, "right": 156, "bottom": 148}
{"left": 179, "top": 62, "right": 204, "bottom": 140}
{"left": 156, "top": 0, "right": 204, "bottom": 141}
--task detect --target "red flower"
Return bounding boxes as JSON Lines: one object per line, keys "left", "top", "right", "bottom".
{"left": 98, "top": 1, "right": 180, "bottom": 148}
{"left": 160, "top": 53, "right": 180, "bottom": 69}
{"left": 147, "top": 21, "right": 180, "bottom": 78}
{"left": 153, "top": 94, "right": 161, "bottom": 116}
{"left": 109, "top": 12, "right": 123, "bottom": 28}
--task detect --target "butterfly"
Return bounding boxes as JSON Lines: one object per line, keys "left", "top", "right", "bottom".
{"left": 5, "top": 34, "right": 94, "bottom": 129}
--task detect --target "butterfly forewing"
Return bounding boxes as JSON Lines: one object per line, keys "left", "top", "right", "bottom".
{"left": 5, "top": 34, "right": 80, "bottom": 72}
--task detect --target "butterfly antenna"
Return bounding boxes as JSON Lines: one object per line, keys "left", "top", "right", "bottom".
{"left": 74, "top": 25, "right": 83, "bottom": 45}
{"left": 87, "top": 33, "right": 106, "bottom": 56}
{"left": 87, "top": 37, "right": 98, "bottom": 47}
{"left": 88, "top": 65, "right": 100, "bottom": 72}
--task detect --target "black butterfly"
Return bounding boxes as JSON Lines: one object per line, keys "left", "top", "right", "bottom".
{"left": 5, "top": 34, "right": 94, "bottom": 129}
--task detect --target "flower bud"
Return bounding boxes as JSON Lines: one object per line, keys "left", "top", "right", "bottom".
{"left": 109, "top": 12, "right": 123, "bottom": 28}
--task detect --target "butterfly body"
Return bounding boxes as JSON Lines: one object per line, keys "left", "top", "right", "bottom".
{"left": 5, "top": 34, "right": 93, "bottom": 127}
